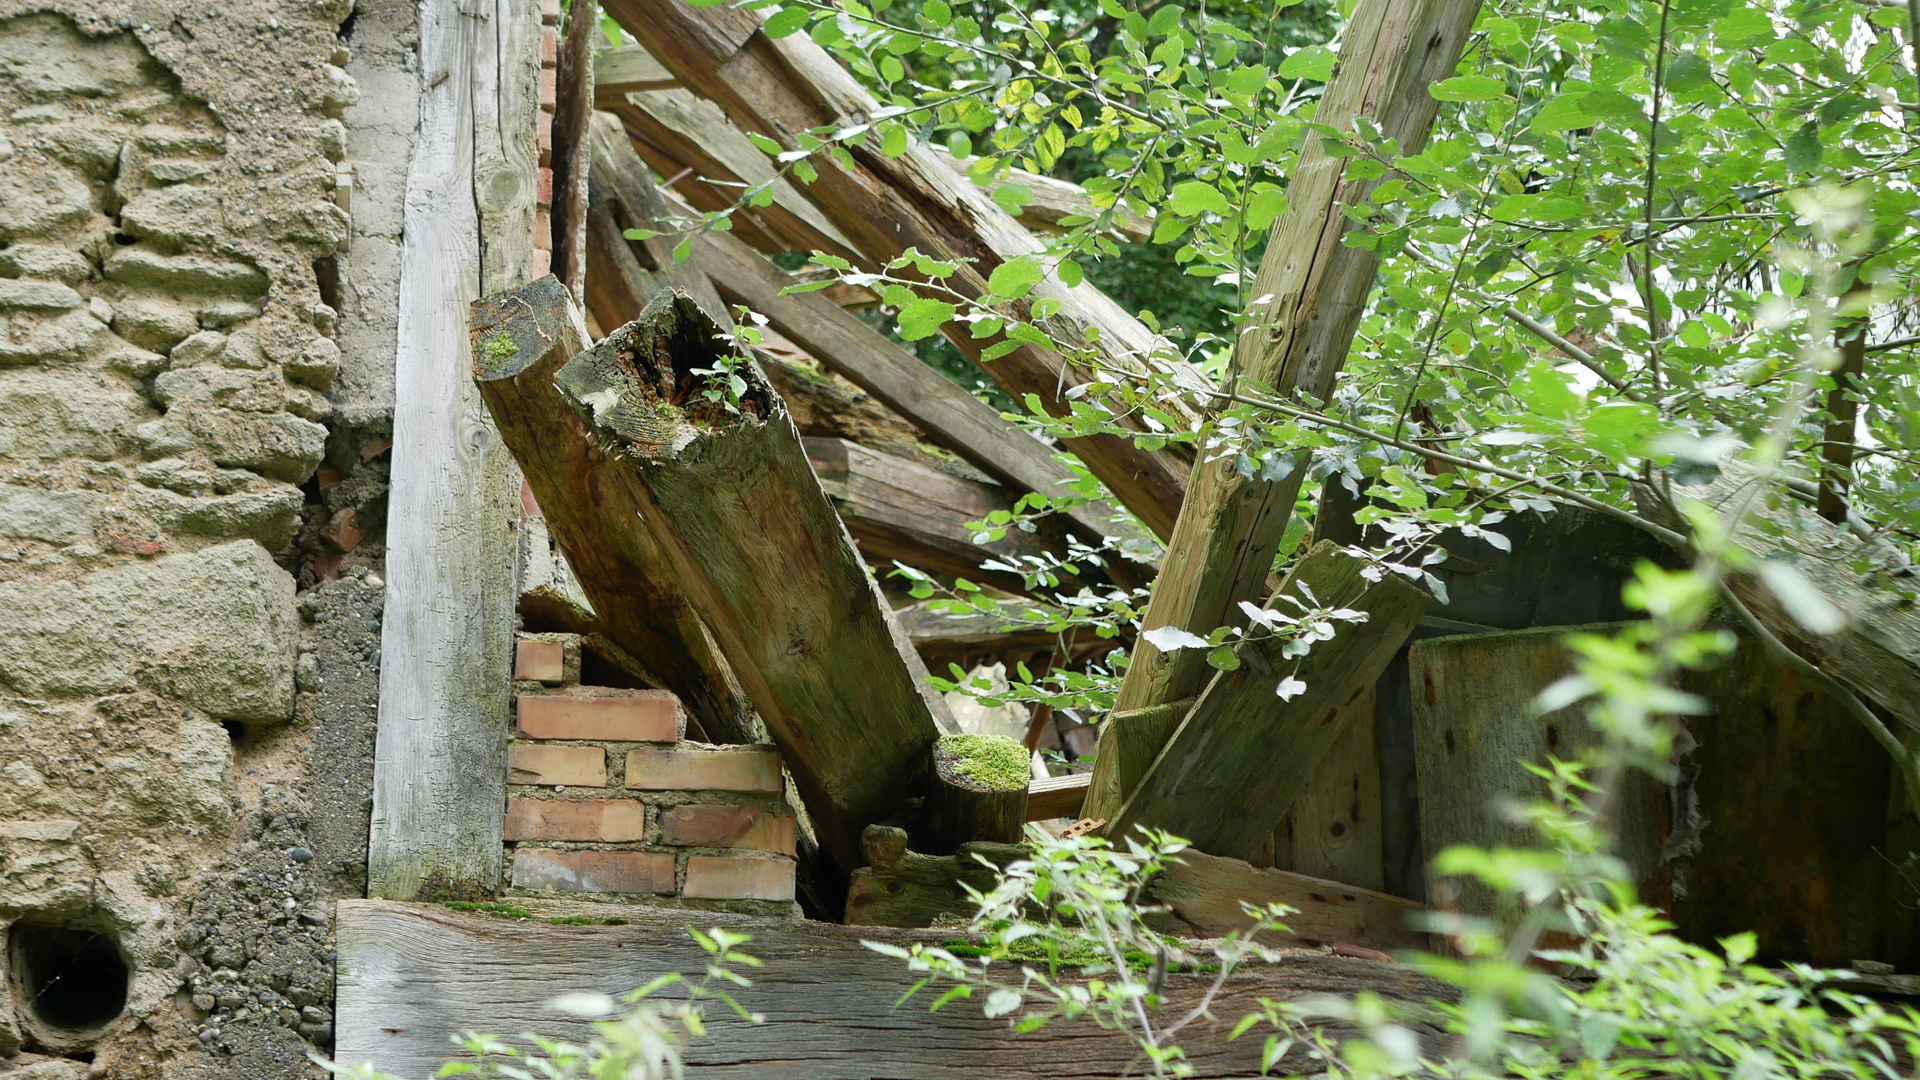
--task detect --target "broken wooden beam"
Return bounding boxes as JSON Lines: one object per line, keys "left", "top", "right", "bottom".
{"left": 1026, "top": 771, "right": 1090, "bottom": 822}
{"left": 549, "top": 0, "right": 597, "bottom": 304}
{"left": 556, "top": 290, "right": 952, "bottom": 869}
{"left": 337, "top": 899, "right": 1446, "bottom": 1078}
{"left": 686, "top": 224, "right": 1155, "bottom": 570}
{"left": 596, "top": 1, "right": 1200, "bottom": 538}
{"left": 470, "top": 275, "right": 756, "bottom": 743}
{"left": 1144, "top": 849, "right": 1427, "bottom": 950}
{"left": 586, "top": 112, "right": 730, "bottom": 323}
{"left": 1102, "top": 0, "right": 1487, "bottom": 759}
{"left": 1102, "top": 543, "right": 1429, "bottom": 861}
{"left": 924, "top": 734, "right": 1030, "bottom": 852}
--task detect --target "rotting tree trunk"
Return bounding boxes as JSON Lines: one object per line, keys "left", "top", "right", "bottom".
{"left": 1091, "top": 0, "right": 1487, "bottom": 818}
{"left": 1104, "top": 543, "right": 1427, "bottom": 861}
{"left": 470, "top": 275, "right": 758, "bottom": 744}
{"left": 596, "top": 0, "right": 1200, "bottom": 539}
{"left": 556, "top": 290, "right": 955, "bottom": 869}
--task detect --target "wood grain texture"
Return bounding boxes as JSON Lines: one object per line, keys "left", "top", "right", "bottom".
{"left": 552, "top": 0, "right": 598, "bottom": 304}
{"left": 557, "top": 292, "right": 953, "bottom": 868}
{"left": 1409, "top": 625, "right": 1668, "bottom": 915}
{"left": 596, "top": 0, "right": 1201, "bottom": 539}
{"left": 1103, "top": 544, "right": 1427, "bottom": 858}
{"left": 686, "top": 222, "right": 1152, "bottom": 566}
{"left": 369, "top": 0, "right": 534, "bottom": 901}
{"left": 593, "top": 45, "right": 678, "bottom": 102}
{"left": 336, "top": 899, "right": 1448, "bottom": 1078}
{"left": 1104, "top": 0, "right": 1485, "bottom": 749}
{"left": 1026, "top": 772, "right": 1090, "bottom": 821}
{"left": 588, "top": 113, "right": 730, "bottom": 323}
{"left": 1276, "top": 685, "right": 1384, "bottom": 890}
{"left": 1145, "top": 850, "right": 1426, "bottom": 950}
{"left": 471, "top": 275, "right": 757, "bottom": 743}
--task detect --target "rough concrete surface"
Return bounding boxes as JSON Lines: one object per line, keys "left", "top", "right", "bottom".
{"left": 0, "top": 0, "right": 408, "bottom": 1073}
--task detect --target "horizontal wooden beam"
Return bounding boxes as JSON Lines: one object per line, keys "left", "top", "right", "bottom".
{"left": 1026, "top": 772, "right": 1090, "bottom": 821}
{"left": 1145, "top": 849, "right": 1427, "bottom": 949}
{"left": 593, "top": 45, "right": 677, "bottom": 104}
{"left": 337, "top": 899, "right": 1446, "bottom": 1078}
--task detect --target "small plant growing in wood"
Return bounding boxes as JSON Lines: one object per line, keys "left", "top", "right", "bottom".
{"left": 320, "top": 927, "right": 761, "bottom": 1080}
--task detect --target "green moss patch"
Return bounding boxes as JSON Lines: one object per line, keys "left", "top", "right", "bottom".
{"left": 445, "top": 900, "right": 532, "bottom": 920}
{"left": 939, "top": 732, "right": 1030, "bottom": 791}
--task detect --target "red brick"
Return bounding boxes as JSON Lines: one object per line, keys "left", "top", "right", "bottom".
{"left": 505, "top": 798, "right": 646, "bottom": 841}
{"left": 514, "top": 640, "right": 565, "bottom": 684}
{"left": 507, "top": 743, "right": 606, "bottom": 787}
{"left": 541, "top": 25, "right": 558, "bottom": 65}
{"left": 625, "top": 747, "right": 781, "bottom": 792}
{"left": 533, "top": 209, "right": 553, "bottom": 252}
{"left": 683, "top": 856, "right": 795, "bottom": 901}
{"left": 658, "top": 804, "right": 796, "bottom": 854}
{"left": 517, "top": 695, "right": 676, "bottom": 741}
{"left": 512, "top": 849, "right": 675, "bottom": 894}
{"left": 531, "top": 248, "right": 552, "bottom": 278}
{"left": 535, "top": 166, "right": 554, "bottom": 209}
{"left": 538, "top": 68, "right": 557, "bottom": 109}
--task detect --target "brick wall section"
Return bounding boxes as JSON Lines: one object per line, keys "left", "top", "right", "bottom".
{"left": 503, "top": 636, "right": 798, "bottom": 908}
{"left": 532, "top": 0, "right": 558, "bottom": 277}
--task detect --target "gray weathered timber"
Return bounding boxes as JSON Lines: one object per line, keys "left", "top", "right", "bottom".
{"left": 1103, "top": 544, "right": 1428, "bottom": 860}
{"left": 1145, "top": 850, "right": 1427, "bottom": 950}
{"left": 1275, "top": 684, "right": 1384, "bottom": 889}
{"left": 592, "top": 44, "right": 677, "bottom": 103}
{"left": 1409, "top": 625, "right": 1668, "bottom": 914}
{"left": 1099, "top": 0, "right": 1487, "bottom": 799}
{"left": 557, "top": 292, "right": 953, "bottom": 868}
{"left": 588, "top": 112, "right": 730, "bottom": 324}
{"left": 687, "top": 223, "right": 1153, "bottom": 564}
{"left": 924, "top": 737, "right": 1028, "bottom": 852}
{"left": 597, "top": 0, "right": 1201, "bottom": 539}
{"left": 336, "top": 899, "right": 1448, "bottom": 1078}
{"left": 1027, "top": 772, "right": 1091, "bottom": 821}
{"left": 470, "top": 275, "right": 757, "bottom": 743}
{"left": 844, "top": 825, "right": 1022, "bottom": 927}
{"left": 584, "top": 183, "right": 656, "bottom": 332}
{"left": 368, "top": 0, "right": 535, "bottom": 901}
{"left": 552, "top": 0, "right": 598, "bottom": 305}
{"left": 1643, "top": 464, "right": 1920, "bottom": 735}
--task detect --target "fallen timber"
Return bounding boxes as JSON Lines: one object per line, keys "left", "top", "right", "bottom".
{"left": 471, "top": 275, "right": 756, "bottom": 743}
{"left": 1104, "top": 543, "right": 1430, "bottom": 862}
{"left": 337, "top": 899, "right": 1447, "bottom": 1080}
{"left": 586, "top": 112, "right": 730, "bottom": 324}
{"left": 555, "top": 290, "right": 954, "bottom": 870}
{"left": 597, "top": 0, "right": 1200, "bottom": 538}
{"left": 1096, "top": 0, "right": 1489, "bottom": 810}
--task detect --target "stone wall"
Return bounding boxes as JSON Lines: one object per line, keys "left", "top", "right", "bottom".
{"left": 0, "top": 0, "right": 401, "bottom": 1074}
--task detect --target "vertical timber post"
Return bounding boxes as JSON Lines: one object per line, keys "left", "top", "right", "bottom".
{"left": 370, "top": 0, "right": 539, "bottom": 900}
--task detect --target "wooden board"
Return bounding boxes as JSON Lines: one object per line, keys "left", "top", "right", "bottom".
{"left": 551, "top": 0, "right": 599, "bottom": 303}
{"left": 557, "top": 293, "right": 953, "bottom": 868}
{"left": 1102, "top": 543, "right": 1428, "bottom": 858}
{"left": 1026, "top": 772, "right": 1090, "bottom": 822}
{"left": 593, "top": 44, "right": 677, "bottom": 102}
{"left": 369, "top": 0, "right": 535, "bottom": 901}
{"left": 1275, "top": 684, "right": 1384, "bottom": 891}
{"left": 1145, "top": 850, "right": 1426, "bottom": 950}
{"left": 1409, "top": 625, "right": 1669, "bottom": 915}
{"left": 336, "top": 899, "right": 1447, "bottom": 1079}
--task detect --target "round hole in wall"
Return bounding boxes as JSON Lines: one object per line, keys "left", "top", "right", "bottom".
{"left": 9, "top": 923, "right": 129, "bottom": 1037}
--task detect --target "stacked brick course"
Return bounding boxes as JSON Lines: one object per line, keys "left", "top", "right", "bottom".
{"left": 532, "top": 0, "right": 559, "bottom": 277}
{"left": 503, "top": 635, "right": 799, "bottom": 909}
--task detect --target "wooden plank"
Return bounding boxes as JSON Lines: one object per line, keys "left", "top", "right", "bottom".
{"left": 930, "top": 148, "right": 1150, "bottom": 244}
{"left": 592, "top": 44, "right": 677, "bottom": 102}
{"left": 1146, "top": 850, "right": 1426, "bottom": 950}
{"left": 1026, "top": 772, "right": 1090, "bottom": 821}
{"left": 368, "top": 0, "right": 534, "bottom": 901}
{"left": 1104, "top": 543, "right": 1428, "bottom": 862}
{"left": 551, "top": 0, "right": 598, "bottom": 303}
{"left": 1099, "top": 0, "right": 1487, "bottom": 787}
{"left": 587, "top": 112, "right": 730, "bottom": 323}
{"left": 557, "top": 292, "right": 953, "bottom": 868}
{"left": 1275, "top": 685, "right": 1384, "bottom": 890}
{"left": 336, "top": 899, "right": 1448, "bottom": 1079}
{"left": 605, "top": 90, "right": 862, "bottom": 259}
{"left": 804, "top": 436, "right": 1099, "bottom": 597}
{"left": 595, "top": 2, "right": 1201, "bottom": 539}
{"left": 687, "top": 223, "right": 1154, "bottom": 567}
{"left": 1408, "top": 625, "right": 1668, "bottom": 915}
{"left": 471, "top": 275, "right": 757, "bottom": 742}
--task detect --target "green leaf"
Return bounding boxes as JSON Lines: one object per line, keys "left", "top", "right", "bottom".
{"left": 1429, "top": 74, "right": 1507, "bottom": 101}
{"left": 600, "top": 15, "right": 622, "bottom": 45}
{"left": 1514, "top": 359, "right": 1580, "bottom": 419}
{"left": 1529, "top": 94, "right": 1595, "bottom": 132}
{"left": 1169, "top": 180, "right": 1232, "bottom": 216}
{"left": 1276, "top": 45, "right": 1334, "bottom": 82}
{"left": 1246, "top": 184, "right": 1287, "bottom": 230}
{"left": 921, "top": 0, "right": 951, "bottom": 26}
{"left": 1058, "top": 259, "right": 1084, "bottom": 288}
{"left": 1146, "top": 4, "right": 1182, "bottom": 35}
{"left": 1712, "top": 7, "right": 1772, "bottom": 43}
{"left": 1783, "top": 122, "right": 1821, "bottom": 173}
{"left": 946, "top": 131, "right": 971, "bottom": 159}
{"left": 672, "top": 237, "right": 693, "bottom": 263}
{"left": 992, "top": 183, "right": 1034, "bottom": 215}
{"left": 896, "top": 297, "right": 957, "bottom": 340}
{"left": 1579, "top": 401, "right": 1658, "bottom": 462}
{"left": 762, "top": 6, "right": 812, "bottom": 38}
{"left": 882, "top": 124, "right": 908, "bottom": 158}
{"left": 988, "top": 255, "right": 1044, "bottom": 299}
